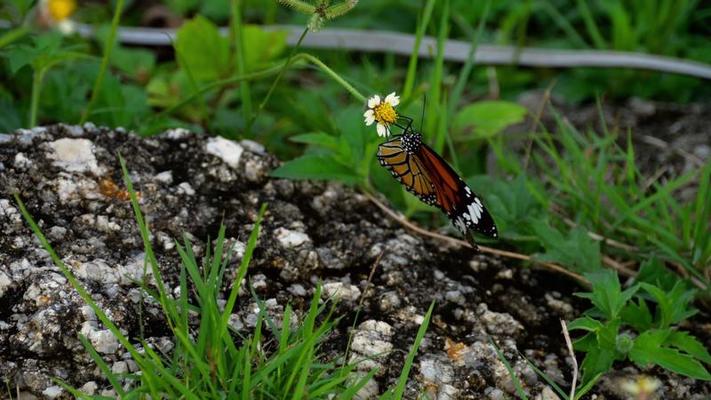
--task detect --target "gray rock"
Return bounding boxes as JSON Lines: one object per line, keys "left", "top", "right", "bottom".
{"left": 322, "top": 281, "right": 361, "bottom": 302}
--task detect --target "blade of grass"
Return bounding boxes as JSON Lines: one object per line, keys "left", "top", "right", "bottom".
{"left": 79, "top": 0, "right": 125, "bottom": 124}
{"left": 383, "top": 300, "right": 435, "bottom": 400}
{"left": 231, "top": 0, "right": 252, "bottom": 134}
{"left": 402, "top": 0, "right": 436, "bottom": 100}
{"left": 490, "top": 337, "right": 528, "bottom": 399}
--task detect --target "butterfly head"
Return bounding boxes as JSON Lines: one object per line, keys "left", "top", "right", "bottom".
{"left": 401, "top": 131, "right": 422, "bottom": 154}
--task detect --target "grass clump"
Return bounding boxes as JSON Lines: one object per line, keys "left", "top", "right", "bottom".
{"left": 13, "top": 156, "right": 435, "bottom": 399}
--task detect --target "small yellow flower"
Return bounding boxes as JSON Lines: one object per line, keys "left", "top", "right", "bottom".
{"left": 38, "top": 0, "right": 77, "bottom": 34}
{"left": 364, "top": 92, "right": 400, "bottom": 137}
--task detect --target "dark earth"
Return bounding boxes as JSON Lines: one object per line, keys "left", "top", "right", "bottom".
{"left": 0, "top": 98, "right": 709, "bottom": 399}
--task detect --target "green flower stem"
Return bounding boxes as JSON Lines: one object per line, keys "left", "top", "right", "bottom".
{"left": 79, "top": 0, "right": 125, "bottom": 124}
{"left": 248, "top": 26, "right": 310, "bottom": 129}
{"left": 298, "top": 53, "right": 366, "bottom": 103}
{"left": 29, "top": 68, "right": 45, "bottom": 127}
{"left": 153, "top": 52, "right": 366, "bottom": 123}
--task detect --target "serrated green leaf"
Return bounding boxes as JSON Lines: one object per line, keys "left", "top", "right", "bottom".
{"left": 620, "top": 297, "right": 653, "bottom": 331}
{"left": 467, "top": 174, "right": 546, "bottom": 241}
{"left": 453, "top": 100, "right": 527, "bottom": 139}
{"left": 174, "top": 16, "right": 230, "bottom": 82}
{"left": 631, "top": 330, "right": 711, "bottom": 380}
{"left": 580, "top": 347, "right": 615, "bottom": 384}
{"left": 640, "top": 281, "right": 697, "bottom": 329}
{"left": 568, "top": 316, "right": 603, "bottom": 332}
{"left": 535, "top": 226, "right": 602, "bottom": 274}
{"left": 577, "top": 269, "right": 637, "bottom": 320}
{"left": 667, "top": 331, "right": 711, "bottom": 364}
{"left": 596, "top": 319, "right": 621, "bottom": 351}
{"left": 635, "top": 257, "right": 678, "bottom": 292}
{"left": 271, "top": 155, "right": 360, "bottom": 184}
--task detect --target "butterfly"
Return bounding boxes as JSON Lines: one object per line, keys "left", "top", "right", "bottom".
{"left": 377, "top": 117, "right": 498, "bottom": 250}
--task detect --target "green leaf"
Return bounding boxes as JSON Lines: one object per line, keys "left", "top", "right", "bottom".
{"left": 271, "top": 155, "right": 360, "bottom": 184}
{"left": 639, "top": 281, "right": 697, "bottom": 329}
{"left": 631, "top": 330, "right": 711, "bottom": 380}
{"left": 568, "top": 316, "right": 603, "bottom": 332}
{"left": 580, "top": 347, "right": 615, "bottom": 384}
{"left": 467, "top": 175, "right": 546, "bottom": 241}
{"left": 174, "top": 16, "right": 230, "bottom": 82}
{"left": 620, "top": 297, "right": 653, "bottom": 331}
{"left": 576, "top": 269, "right": 637, "bottom": 320}
{"left": 0, "top": 97, "right": 23, "bottom": 131}
{"left": 453, "top": 100, "right": 527, "bottom": 139}
{"left": 635, "top": 257, "right": 678, "bottom": 292}
{"left": 290, "top": 132, "right": 341, "bottom": 153}
{"left": 596, "top": 319, "right": 620, "bottom": 351}
{"left": 535, "top": 226, "right": 602, "bottom": 274}
{"left": 667, "top": 331, "right": 711, "bottom": 364}
{"left": 242, "top": 25, "right": 287, "bottom": 71}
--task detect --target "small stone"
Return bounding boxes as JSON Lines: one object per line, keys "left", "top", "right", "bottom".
{"left": 42, "top": 386, "right": 63, "bottom": 399}
{"left": 206, "top": 136, "right": 243, "bottom": 169}
{"left": 274, "top": 228, "right": 310, "bottom": 248}
{"left": 535, "top": 386, "right": 561, "bottom": 400}
{"left": 420, "top": 356, "right": 458, "bottom": 400}
{"left": 0, "top": 270, "right": 12, "bottom": 298}
{"left": 154, "top": 171, "right": 173, "bottom": 184}
{"left": 177, "top": 182, "right": 195, "bottom": 196}
{"left": 378, "top": 291, "right": 401, "bottom": 311}
{"left": 478, "top": 304, "right": 524, "bottom": 337}
{"left": 287, "top": 284, "right": 307, "bottom": 297}
{"left": 111, "top": 361, "right": 128, "bottom": 374}
{"left": 80, "top": 381, "right": 98, "bottom": 395}
{"left": 14, "top": 152, "right": 32, "bottom": 169}
{"left": 46, "top": 138, "right": 102, "bottom": 175}
{"left": 240, "top": 139, "right": 266, "bottom": 154}
{"left": 351, "top": 320, "right": 393, "bottom": 357}
{"left": 352, "top": 372, "right": 379, "bottom": 399}
{"left": 81, "top": 322, "right": 120, "bottom": 354}
{"left": 322, "top": 282, "right": 361, "bottom": 302}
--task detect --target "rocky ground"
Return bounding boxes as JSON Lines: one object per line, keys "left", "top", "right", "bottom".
{"left": 0, "top": 121, "right": 709, "bottom": 399}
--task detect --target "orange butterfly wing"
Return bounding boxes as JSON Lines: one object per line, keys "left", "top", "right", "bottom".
{"left": 377, "top": 134, "right": 498, "bottom": 240}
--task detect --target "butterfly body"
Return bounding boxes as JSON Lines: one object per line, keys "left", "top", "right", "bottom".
{"left": 377, "top": 130, "right": 497, "bottom": 249}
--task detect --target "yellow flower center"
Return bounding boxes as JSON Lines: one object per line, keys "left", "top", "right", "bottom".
{"left": 48, "top": 0, "right": 76, "bottom": 21}
{"left": 373, "top": 102, "right": 398, "bottom": 125}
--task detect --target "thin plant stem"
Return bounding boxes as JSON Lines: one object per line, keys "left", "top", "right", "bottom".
{"left": 299, "top": 53, "right": 366, "bottom": 102}
{"left": 402, "top": 0, "right": 436, "bottom": 100}
{"left": 249, "top": 26, "right": 310, "bottom": 129}
{"left": 28, "top": 68, "right": 44, "bottom": 127}
{"left": 560, "top": 320, "right": 578, "bottom": 400}
{"left": 364, "top": 191, "right": 590, "bottom": 287}
{"left": 80, "top": 0, "right": 125, "bottom": 124}
{"left": 231, "top": 0, "right": 252, "bottom": 134}
{"left": 152, "top": 52, "right": 366, "bottom": 124}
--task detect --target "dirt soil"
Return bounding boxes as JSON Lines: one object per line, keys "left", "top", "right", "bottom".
{"left": 0, "top": 117, "right": 709, "bottom": 399}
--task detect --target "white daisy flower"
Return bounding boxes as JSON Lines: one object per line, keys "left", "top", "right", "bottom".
{"left": 363, "top": 92, "right": 400, "bottom": 137}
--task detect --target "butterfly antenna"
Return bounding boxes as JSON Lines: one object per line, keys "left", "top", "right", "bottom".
{"left": 420, "top": 94, "right": 427, "bottom": 132}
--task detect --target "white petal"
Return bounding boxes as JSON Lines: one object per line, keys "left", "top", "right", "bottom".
{"left": 376, "top": 123, "right": 388, "bottom": 137}
{"left": 385, "top": 92, "right": 400, "bottom": 107}
{"left": 364, "top": 112, "right": 375, "bottom": 126}
{"left": 58, "top": 19, "right": 76, "bottom": 34}
{"left": 367, "top": 95, "right": 381, "bottom": 109}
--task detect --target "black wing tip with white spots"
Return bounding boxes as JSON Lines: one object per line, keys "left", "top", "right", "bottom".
{"left": 450, "top": 182, "right": 498, "bottom": 239}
